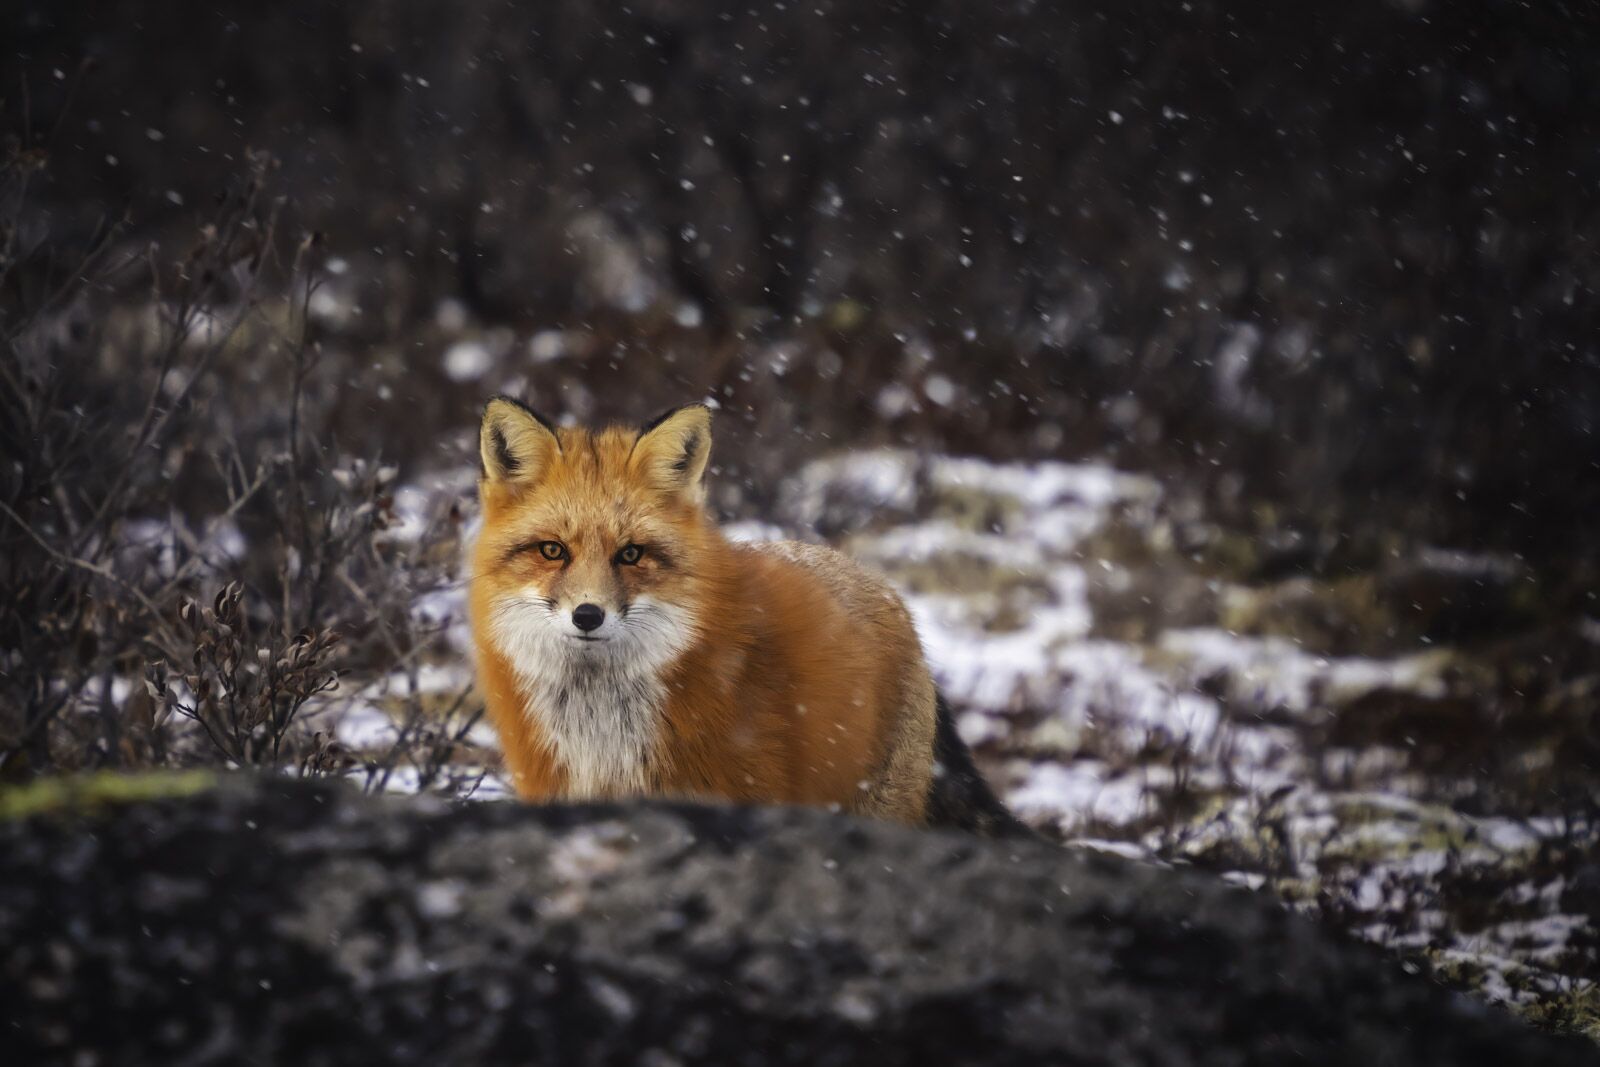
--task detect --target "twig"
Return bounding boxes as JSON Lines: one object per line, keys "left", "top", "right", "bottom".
{"left": 0, "top": 499, "right": 178, "bottom": 650}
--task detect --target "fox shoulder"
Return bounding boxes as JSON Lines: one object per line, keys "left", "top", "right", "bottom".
{"left": 739, "top": 540, "right": 909, "bottom": 620}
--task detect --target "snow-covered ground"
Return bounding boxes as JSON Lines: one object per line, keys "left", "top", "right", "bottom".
{"left": 336, "top": 447, "right": 1593, "bottom": 1032}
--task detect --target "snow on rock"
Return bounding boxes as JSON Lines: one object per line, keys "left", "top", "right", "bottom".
{"left": 721, "top": 520, "right": 794, "bottom": 544}
{"left": 1007, "top": 760, "right": 1151, "bottom": 829}
{"left": 905, "top": 572, "right": 1090, "bottom": 710}
{"left": 926, "top": 455, "right": 1158, "bottom": 514}
{"left": 778, "top": 449, "right": 921, "bottom": 531}
{"left": 335, "top": 702, "right": 400, "bottom": 749}
{"left": 1156, "top": 628, "right": 1448, "bottom": 717}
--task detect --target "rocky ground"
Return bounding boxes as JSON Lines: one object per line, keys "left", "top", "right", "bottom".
{"left": 3, "top": 773, "right": 1597, "bottom": 1066}
{"left": 806, "top": 450, "right": 1600, "bottom": 1036}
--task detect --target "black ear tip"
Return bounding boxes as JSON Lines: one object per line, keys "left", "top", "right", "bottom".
{"left": 484, "top": 395, "right": 560, "bottom": 439}
{"left": 641, "top": 402, "right": 713, "bottom": 435}
{"left": 485, "top": 394, "right": 530, "bottom": 417}
{"left": 640, "top": 405, "right": 681, "bottom": 435}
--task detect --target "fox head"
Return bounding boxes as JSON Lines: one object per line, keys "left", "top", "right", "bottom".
{"left": 470, "top": 397, "right": 718, "bottom": 686}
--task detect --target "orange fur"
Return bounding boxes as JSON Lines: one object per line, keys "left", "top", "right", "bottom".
{"left": 469, "top": 399, "right": 937, "bottom": 823}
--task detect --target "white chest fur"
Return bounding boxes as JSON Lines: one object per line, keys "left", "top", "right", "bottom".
{"left": 487, "top": 593, "right": 696, "bottom": 798}
{"left": 518, "top": 658, "right": 662, "bottom": 798}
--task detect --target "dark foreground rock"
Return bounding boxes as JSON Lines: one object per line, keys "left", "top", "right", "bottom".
{"left": 0, "top": 775, "right": 1594, "bottom": 1066}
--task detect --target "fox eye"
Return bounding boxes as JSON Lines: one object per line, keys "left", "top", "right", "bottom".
{"left": 536, "top": 541, "right": 567, "bottom": 561}
{"left": 615, "top": 544, "right": 644, "bottom": 566}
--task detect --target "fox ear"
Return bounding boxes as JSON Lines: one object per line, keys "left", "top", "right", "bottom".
{"left": 479, "top": 396, "right": 560, "bottom": 487}
{"left": 632, "top": 404, "right": 712, "bottom": 503}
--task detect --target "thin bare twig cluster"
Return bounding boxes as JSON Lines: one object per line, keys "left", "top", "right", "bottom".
{"left": 148, "top": 583, "right": 340, "bottom": 767}
{"left": 0, "top": 138, "right": 480, "bottom": 790}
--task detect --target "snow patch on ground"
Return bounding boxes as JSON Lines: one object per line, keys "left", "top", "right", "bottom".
{"left": 374, "top": 447, "right": 1590, "bottom": 1023}
{"left": 1157, "top": 628, "right": 1447, "bottom": 717}
{"left": 1008, "top": 760, "right": 1150, "bottom": 828}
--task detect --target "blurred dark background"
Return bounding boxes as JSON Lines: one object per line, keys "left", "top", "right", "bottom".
{"left": 6, "top": 0, "right": 1598, "bottom": 573}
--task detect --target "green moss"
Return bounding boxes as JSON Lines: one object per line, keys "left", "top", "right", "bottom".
{"left": 0, "top": 770, "right": 219, "bottom": 821}
{"left": 823, "top": 298, "right": 868, "bottom": 333}
{"left": 1519, "top": 984, "right": 1600, "bottom": 1044}
{"left": 1307, "top": 798, "right": 1522, "bottom": 865}
{"left": 1076, "top": 517, "right": 1166, "bottom": 571}
{"left": 1426, "top": 953, "right": 1490, "bottom": 990}
{"left": 873, "top": 552, "right": 1050, "bottom": 600}
{"left": 1197, "top": 528, "right": 1265, "bottom": 580}
{"left": 1268, "top": 877, "right": 1323, "bottom": 906}
{"left": 1429, "top": 953, "right": 1600, "bottom": 1044}
{"left": 1216, "top": 575, "right": 1417, "bottom": 656}
{"left": 923, "top": 483, "right": 1023, "bottom": 533}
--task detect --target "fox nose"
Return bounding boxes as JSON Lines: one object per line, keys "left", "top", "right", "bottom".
{"left": 571, "top": 603, "right": 606, "bottom": 632}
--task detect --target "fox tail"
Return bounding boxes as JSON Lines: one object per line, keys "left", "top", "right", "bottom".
{"left": 924, "top": 690, "right": 1036, "bottom": 839}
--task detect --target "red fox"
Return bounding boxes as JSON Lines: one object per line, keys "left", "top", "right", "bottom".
{"left": 469, "top": 396, "right": 1023, "bottom": 834}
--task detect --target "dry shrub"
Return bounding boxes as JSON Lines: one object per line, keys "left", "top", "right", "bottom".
{"left": 0, "top": 143, "right": 476, "bottom": 789}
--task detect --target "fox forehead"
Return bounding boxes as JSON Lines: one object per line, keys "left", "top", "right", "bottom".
{"left": 481, "top": 424, "right": 682, "bottom": 549}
